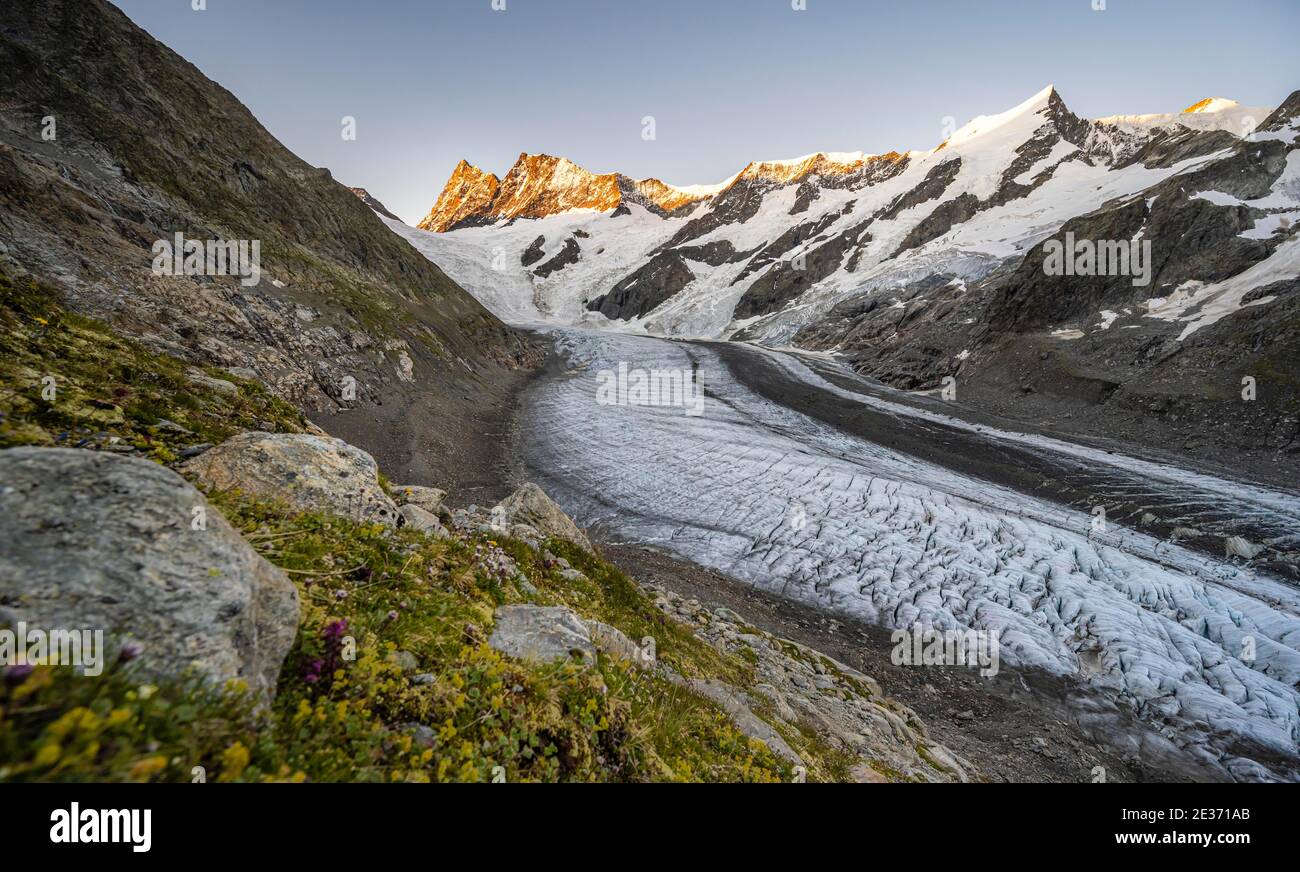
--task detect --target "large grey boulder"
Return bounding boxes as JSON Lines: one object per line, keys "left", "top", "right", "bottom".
{"left": 0, "top": 448, "right": 298, "bottom": 696}
{"left": 492, "top": 483, "right": 591, "bottom": 551}
{"left": 487, "top": 605, "right": 596, "bottom": 666}
{"left": 185, "top": 432, "right": 399, "bottom": 526}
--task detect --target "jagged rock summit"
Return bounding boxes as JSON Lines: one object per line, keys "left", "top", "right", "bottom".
{"left": 418, "top": 153, "right": 721, "bottom": 232}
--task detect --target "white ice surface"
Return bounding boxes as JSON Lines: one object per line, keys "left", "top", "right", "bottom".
{"left": 523, "top": 328, "right": 1300, "bottom": 778}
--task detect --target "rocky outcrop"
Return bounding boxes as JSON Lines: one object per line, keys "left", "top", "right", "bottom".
{"left": 581, "top": 619, "right": 648, "bottom": 667}
{"left": 483, "top": 569, "right": 971, "bottom": 777}
{"left": 790, "top": 271, "right": 980, "bottom": 388}
{"left": 418, "top": 153, "right": 711, "bottom": 232}
{"left": 533, "top": 237, "right": 581, "bottom": 279}
{"left": 0, "top": 448, "right": 298, "bottom": 696}
{"left": 673, "top": 676, "right": 804, "bottom": 766}
{"left": 734, "top": 219, "right": 871, "bottom": 319}
{"left": 880, "top": 158, "right": 963, "bottom": 220}
{"left": 485, "top": 601, "right": 803, "bottom": 763}
{"left": 588, "top": 251, "right": 695, "bottom": 320}
{"left": 647, "top": 583, "right": 973, "bottom": 782}
{"left": 733, "top": 210, "right": 843, "bottom": 283}
{"left": 392, "top": 484, "right": 447, "bottom": 516}
{"left": 347, "top": 187, "right": 401, "bottom": 221}
{"left": 491, "top": 482, "right": 593, "bottom": 550}
{"left": 397, "top": 504, "right": 451, "bottom": 539}
{"left": 520, "top": 235, "right": 547, "bottom": 267}
{"left": 185, "top": 432, "right": 400, "bottom": 526}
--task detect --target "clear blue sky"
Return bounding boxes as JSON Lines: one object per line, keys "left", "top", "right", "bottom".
{"left": 115, "top": 0, "right": 1300, "bottom": 224}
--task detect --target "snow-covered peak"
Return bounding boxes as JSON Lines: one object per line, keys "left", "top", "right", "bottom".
{"left": 657, "top": 177, "right": 736, "bottom": 198}
{"left": 1095, "top": 97, "right": 1269, "bottom": 136}
{"left": 1183, "top": 97, "right": 1238, "bottom": 114}
{"left": 725, "top": 151, "right": 902, "bottom": 189}
{"left": 938, "top": 84, "right": 1059, "bottom": 152}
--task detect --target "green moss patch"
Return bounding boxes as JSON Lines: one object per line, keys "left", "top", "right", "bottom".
{"left": 0, "top": 268, "right": 306, "bottom": 457}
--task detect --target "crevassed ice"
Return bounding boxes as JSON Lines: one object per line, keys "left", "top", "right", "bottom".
{"left": 523, "top": 327, "right": 1300, "bottom": 775}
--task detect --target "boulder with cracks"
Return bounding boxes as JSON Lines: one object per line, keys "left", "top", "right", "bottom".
{"left": 0, "top": 448, "right": 299, "bottom": 697}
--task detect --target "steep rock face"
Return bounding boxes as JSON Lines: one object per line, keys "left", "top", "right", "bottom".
{"left": 520, "top": 235, "right": 547, "bottom": 267}
{"left": 588, "top": 251, "right": 695, "bottom": 320}
{"left": 734, "top": 219, "right": 872, "bottom": 319}
{"left": 417, "top": 153, "right": 711, "bottom": 232}
{"left": 533, "top": 237, "right": 581, "bottom": 279}
{"left": 416, "top": 160, "right": 501, "bottom": 232}
{"left": 487, "top": 154, "right": 622, "bottom": 222}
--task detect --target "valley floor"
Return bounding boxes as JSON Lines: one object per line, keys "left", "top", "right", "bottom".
{"left": 503, "top": 327, "right": 1300, "bottom": 782}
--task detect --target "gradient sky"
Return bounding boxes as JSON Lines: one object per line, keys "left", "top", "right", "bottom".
{"left": 115, "top": 0, "right": 1300, "bottom": 224}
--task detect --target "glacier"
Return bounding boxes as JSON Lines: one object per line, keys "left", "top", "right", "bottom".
{"left": 520, "top": 326, "right": 1300, "bottom": 780}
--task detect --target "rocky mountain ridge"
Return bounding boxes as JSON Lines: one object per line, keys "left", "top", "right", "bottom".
{"left": 418, "top": 154, "right": 718, "bottom": 233}
{"left": 404, "top": 86, "right": 1287, "bottom": 336}
{"left": 347, "top": 187, "right": 401, "bottom": 222}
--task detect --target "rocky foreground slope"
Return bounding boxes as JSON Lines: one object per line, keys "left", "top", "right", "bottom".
{"left": 399, "top": 86, "right": 1299, "bottom": 480}
{"left": 0, "top": 274, "right": 968, "bottom": 782}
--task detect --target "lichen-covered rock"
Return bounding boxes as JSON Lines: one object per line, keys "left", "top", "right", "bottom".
{"left": 583, "top": 619, "right": 648, "bottom": 667}
{"left": 185, "top": 432, "right": 399, "bottom": 526}
{"left": 186, "top": 368, "right": 239, "bottom": 396}
{"left": 397, "top": 504, "right": 451, "bottom": 539}
{"left": 0, "top": 447, "right": 298, "bottom": 696}
{"left": 487, "top": 604, "right": 596, "bottom": 666}
{"left": 392, "top": 485, "right": 447, "bottom": 515}
{"left": 492, "top": 482, "right": 591, "bottom": 551}
{"left": 646, "top": 580, "right": 973, "bottom": 782}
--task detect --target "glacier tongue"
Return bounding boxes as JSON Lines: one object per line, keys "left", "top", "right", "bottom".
{"left": 522, "top": 326, "right": 1300, "bottom": 779}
